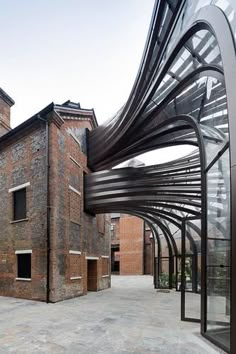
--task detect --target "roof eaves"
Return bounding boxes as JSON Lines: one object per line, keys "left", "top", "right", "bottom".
{"left": 54, "top": 104, "right": 98, "bottom": 128}
{"left": 0, "top": 88, "right": 15, "bottom": 107}
{"left": 0, "top": 102, "right": 54, "bottom": 146}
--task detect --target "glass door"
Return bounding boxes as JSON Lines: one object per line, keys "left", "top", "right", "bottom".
{"left": 181, "top": 217, "right": 201, "bottom": 322}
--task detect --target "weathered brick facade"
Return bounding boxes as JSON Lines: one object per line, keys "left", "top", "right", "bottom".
{"left": 0, "top": 120, "right": 48, "bottom": 300}
{"left": 0, "top": 93, "right": 110, "bottom": 302}
{"left": 0, "top": 88, "right": 14, "bottom": 138}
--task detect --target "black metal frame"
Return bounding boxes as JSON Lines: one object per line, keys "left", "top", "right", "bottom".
{"left": 181, "top": 216, "right": 201, "bottom": 323}
{"left": 84, "top": 1, "right": 236, "bottom": 352}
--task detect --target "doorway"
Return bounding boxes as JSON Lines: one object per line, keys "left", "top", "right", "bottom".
{"left": 87, "top": 260, "right": 98, "bottom": 291}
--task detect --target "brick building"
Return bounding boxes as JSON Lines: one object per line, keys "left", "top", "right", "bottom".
{"left": 0, "top": 88, "right": 110, "bottom": 302}
{"left": 111, "top": 213, "right": 153, "bottom": 275}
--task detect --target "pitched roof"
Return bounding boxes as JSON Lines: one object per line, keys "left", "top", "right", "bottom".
{"left": 0, "top": 100, "right": 98, "bottom": 147}
{"left": 55, "top": 102, "right": 98, "bottom": 129}
{"left": 0, "top": 87, "right": 15, "bottom": 107}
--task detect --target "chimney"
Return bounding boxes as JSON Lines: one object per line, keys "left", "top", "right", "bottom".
{"left": 0, "top": 88, "right": 15, "bottom": 137}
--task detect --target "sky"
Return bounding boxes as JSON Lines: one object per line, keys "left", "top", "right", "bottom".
{"left": 0, "top": 0, "right": 195, "bottom": 165}
{"left": 0, "top": 0, "right": 154, "bottom": 127}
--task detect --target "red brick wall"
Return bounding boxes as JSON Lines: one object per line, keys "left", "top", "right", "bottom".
{"left": 48, "top": 116, "right": 110, "bottom": 302}
{"left": 0, "top": 121, "right": 48, "bottom": 301}
{"left": 0, "top": 111, "right": 111, "bottom": 303}
{"left": 120, "top": 215, "right": 144, "bottom": 275}
{"left": 0, "top": 96, "right": 11, "bottom": 137}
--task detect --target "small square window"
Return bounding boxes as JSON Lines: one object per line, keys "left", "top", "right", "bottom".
{"left": 17, "top": 253, "right": 31, "bottom": 279}
{"left": 13, "top": 188, "right": 26, "bottom": 220}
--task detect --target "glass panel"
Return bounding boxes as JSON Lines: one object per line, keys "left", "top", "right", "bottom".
{"left": 176, "top": 256, "right": 181, "bottom": 291}
{"left": 199, "top": 76, "right": 229, "bottom": 168}
{"left": 207, "top": 239, "right": 230, "bottom": 267}
{"left": 184, "top": 290, "right": 201, "bottom": 320}
{"left": 206, "top": 148, "right": 231, "bottom": 351}
{"left": 182, "top": 218, "right": 201, "bottom": 321}
{"left": 159, "top": 258, "right": 170, "bottom": 288}
{"left": 185, "top": 256, "right": 194, "bottom": 292}
{"left": 183, "top": 252, "right": 201, "bottom": 320}
{"left": 186, "top": 218, "right": 201, "bottom": 293}
{"left": 142, "top": 30, "right": 223, "bottom": 135}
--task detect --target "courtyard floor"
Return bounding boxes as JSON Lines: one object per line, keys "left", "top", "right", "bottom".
{"left": 0, "top": 275, "right": 225, "bottom": 353}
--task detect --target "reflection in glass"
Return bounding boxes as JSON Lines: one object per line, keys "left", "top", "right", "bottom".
{"left": 183, "top": 219, "right": 201, "bottom": 321}
{"left": 206, "top": 148, "right": 231, "bottom": 351}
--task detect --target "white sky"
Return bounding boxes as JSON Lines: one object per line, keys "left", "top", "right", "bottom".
{"left": 0, "top": 0, "right": 195, "bottom": 165}
{"left": 115, "top": 145, "right": 197, "bottom": 168}
{"left": 0, "top": 0, "right": 154, "bottom": 128}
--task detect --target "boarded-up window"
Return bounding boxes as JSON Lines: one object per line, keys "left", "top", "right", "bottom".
{"left": 70, "top": 222, "right": 80, "bottom": 250}
{"left": 102, "top": 257, "right": 109, "bottom": 276}
{"left": 70, "top": 253, "right": 81, "bottom": 278}
{"left": 70, "top": 134, "right": 81, "bottom": 160}
{"left": 96, "top": 214, "right": 105, "bottom": 234}
{"left": 69, "top": 189, "right": 81, "bottom": 224}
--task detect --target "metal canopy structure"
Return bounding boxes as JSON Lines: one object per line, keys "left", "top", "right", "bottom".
{"left": 85, "top": 1, "right": 236, "bottom": 352}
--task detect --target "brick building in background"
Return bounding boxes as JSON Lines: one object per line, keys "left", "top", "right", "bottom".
{"left": 0, "top": 88, "right": 110, "bottom": 302}
{"left": 111, "top": 213, "right": 153, "bottom": 275}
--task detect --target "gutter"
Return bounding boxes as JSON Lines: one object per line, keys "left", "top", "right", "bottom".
{"left": 0, "top": 103, "right": 54, "bottom": 149}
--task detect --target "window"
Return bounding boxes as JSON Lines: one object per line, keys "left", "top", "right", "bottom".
{"left": 96, "top": 214, "right": 105, "bottom": 234}
{"left": 102, "top": 257, "right": 109, "bottom": 276}
{"left": 69, "top": 250, "right": 82, "bottom": 280}
{"left": 17, "top": 253, "right": 31, "bottom": 279}
{"left": 69, "top": 187, "right": 81, "bottom": 224}
{"left": 13, "top": 188, "right": 26, "bottom": 220}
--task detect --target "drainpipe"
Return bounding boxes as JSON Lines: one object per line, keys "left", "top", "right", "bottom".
{"left": 45, "top": 119, "right": 50, "bottom": 303}
{"left": 38, "top": 115, "right": 50, "bottom": 303}
{"left": 143, "top": 220, "right": 145, "bottom": 275}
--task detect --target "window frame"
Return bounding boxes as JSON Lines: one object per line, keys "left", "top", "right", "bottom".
{"left": 13, "top": 188, "right": 26, "bottom": 221}
{"left": 69, "top": 250, "right": 82, "bottom": 280}
{"left": 15, "top": 250, "right": 32, "bottom": 281}
{"left": 9, "top": 182, "right": 30, "bottom": 222}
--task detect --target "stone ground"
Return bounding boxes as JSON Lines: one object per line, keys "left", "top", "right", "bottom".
{"left": 0, "top": 276, "right": 226, "bottom": 354}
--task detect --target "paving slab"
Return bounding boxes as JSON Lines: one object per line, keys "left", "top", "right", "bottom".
{"left": 0, "top": 275, "right": 225, "bottom": 353}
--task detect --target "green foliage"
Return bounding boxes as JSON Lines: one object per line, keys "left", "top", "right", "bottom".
{"left": 185, "top": 258, "right": 192, "bottom": 281}
{"left": 159, "top": 272, "right": 169, "bottom": 288}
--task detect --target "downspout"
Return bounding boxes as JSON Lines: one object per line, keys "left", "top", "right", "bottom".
{"left": 143, "top": 221, "right": 146, "bottom": 275}
{"left": 45, "top": 119, "right": 50, "bottom": 303}
{"left": 38, "top": 114, "right": 50, "bottom": 303}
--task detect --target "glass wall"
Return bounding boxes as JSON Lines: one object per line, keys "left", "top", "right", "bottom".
{"left": 159, "top": 257, "right": 173, "bottom": 289}
{"left": 205, "top": 148, "right": 231, "bottom": 351}
{"left": 181, "top": 218, "right": 201, "bottom": 322}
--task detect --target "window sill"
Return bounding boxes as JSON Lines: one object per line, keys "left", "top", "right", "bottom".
{"left": 70, "top": 276, "right": 82, "bottom": 280}
{"left": 102, "top": 275, "right": 109, "bottom": 278}
{"left": 10, "top": 218, "right": 29, "bottom": 224}
{"left": 69, "top": 220, "right": 81, "bottom": 226}
{"left": 16, "top": 278, "right": 31, "bottom": 281}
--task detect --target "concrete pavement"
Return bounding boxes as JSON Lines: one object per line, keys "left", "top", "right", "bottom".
{"left": 0, "top": 275, "right": 225, "bottom": 353}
